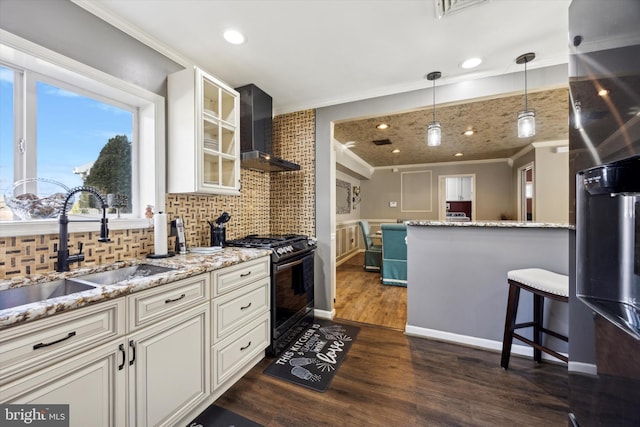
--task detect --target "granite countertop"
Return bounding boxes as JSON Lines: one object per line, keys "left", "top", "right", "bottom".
{"left": 0, "top": 247, "right": 271, "bottom": 329}
{"left": 405, "top": 220, "right": 571, "bottom": 229}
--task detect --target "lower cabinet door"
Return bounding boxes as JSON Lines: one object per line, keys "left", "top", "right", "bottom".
{"left": 128, "top": 303, "right": 210, "bottom": 427}
{"left": 0, "top": 339, "right": 126, "bottom": 427}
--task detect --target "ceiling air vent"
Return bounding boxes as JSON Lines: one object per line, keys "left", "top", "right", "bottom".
{"left": 434, "top": 0, "right": 489, "bottom": 19}
{"left": 372, "top": 139, "right": 392, "bottom": 146}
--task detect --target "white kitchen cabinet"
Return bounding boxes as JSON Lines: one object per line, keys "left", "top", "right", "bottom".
{"left": 0, "top": 298, "right": 125, "bottom": 386}
{"left": 0, "top": 339, "right": 126, "bottom": 427}
{"left": 127, "top": 303, "right": 209, "bottom": 427}
{"left": 446, "top": 177, "right": 473, "bottom": 201}
{"left": 0, "top": 257, "right": 270, "bottom": 426}
{"left": 168, "top": 66, "right": 240, "bottom": 195}
{"left": 210, "top": 255, "right": 270, "bottom": 396}
{"left": 0, "top": 274, "right": 210, "bottom": 427}
{"left": 212, "top": 277, "right": 270, "bottom": 342}
{"left": 212, "top": 313, "right": 269, "bottom": 390}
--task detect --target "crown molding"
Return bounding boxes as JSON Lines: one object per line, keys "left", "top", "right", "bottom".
{"left": 532, "top": 139, "right": 569, "bottom": 148}
{"left": 374, "top": 157, "right": 509, "bottom": 171}
{"left": 71, "top": 0, "right": 194, "bottom": 69}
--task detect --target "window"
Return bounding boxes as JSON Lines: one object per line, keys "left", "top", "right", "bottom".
{"left": 0, "top": 33, "right": 165, "bottom": 237}
{"left": 1, "top": 68, "right": 135, "bottom": 218}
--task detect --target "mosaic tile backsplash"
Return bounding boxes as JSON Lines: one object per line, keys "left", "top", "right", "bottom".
{"left": 1, "top": 110, "right": 316, "bottom": 279}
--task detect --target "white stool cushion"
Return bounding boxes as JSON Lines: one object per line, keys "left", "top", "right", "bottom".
{"left": 507, "top": 268, "right": 569, "bottom": 297}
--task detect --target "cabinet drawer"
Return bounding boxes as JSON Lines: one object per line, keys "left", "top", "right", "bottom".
{"left": 212, "top": 256, "right": 270, "bottom": 297}
{"left": 212, "top": 313, "right": 269, "bottom": 390}
{"left": 127, "top": 274, "right": 209, "bottom": 332}
{"left": 212, "top": 277, "right": 270, "bottom": 343}
{"left": 0, "top": 299, "right": 125, "bottom": 385}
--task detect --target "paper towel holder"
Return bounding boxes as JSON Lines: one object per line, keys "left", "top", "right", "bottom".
{"left": 147, "top": 211, "right": 176, "bottom": 259}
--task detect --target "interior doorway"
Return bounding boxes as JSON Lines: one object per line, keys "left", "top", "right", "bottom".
{"left": 438, "top": 174, "right": 476, "bottom": 221}
{"left": 518, "top": 163, "right": 534, "bottom": 221}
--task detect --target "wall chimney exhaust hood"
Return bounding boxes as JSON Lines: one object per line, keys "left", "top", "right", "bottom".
{"left": 235, "top": 84, "right": 301, "bottom": 172}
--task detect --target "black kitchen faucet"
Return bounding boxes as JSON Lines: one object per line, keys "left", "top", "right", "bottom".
{"left": 55, "top": 186, "right": 111, "bottom": 272}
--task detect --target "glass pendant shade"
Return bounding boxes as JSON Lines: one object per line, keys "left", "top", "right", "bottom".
{"left": 517, "top": 110, "right": 536, "bottom": 138}
{"left": 427, "top": 121, "right": 442, "bottom": 146}
{"left": 515, "top": 53, "right": 536, "bottom": 139}
{"left": 425, "top": 71, "right": 442, "bottom": 147}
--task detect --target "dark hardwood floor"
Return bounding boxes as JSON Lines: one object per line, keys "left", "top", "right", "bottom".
{"left": 214, "top": 252, "right": 569, "bottom": 426}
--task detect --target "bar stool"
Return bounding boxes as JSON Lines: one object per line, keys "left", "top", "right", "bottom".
{"left": 501, "top": 268, "right": 569, "bottom": 369}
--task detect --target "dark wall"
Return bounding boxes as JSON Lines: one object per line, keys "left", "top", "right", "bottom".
{"left": 0, "top": 0, "right": 183, "bottom": 96}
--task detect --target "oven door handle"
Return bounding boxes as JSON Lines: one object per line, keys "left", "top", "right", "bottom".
{"left": 276, "top": 257, "right": 307, "bottom": 271}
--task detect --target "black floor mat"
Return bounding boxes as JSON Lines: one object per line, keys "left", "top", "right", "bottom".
{"left": 187, "top": 404, "right": 263, "bottom": 427}
{"left": 263, "top": 319, "right": 360, "bottom": 392}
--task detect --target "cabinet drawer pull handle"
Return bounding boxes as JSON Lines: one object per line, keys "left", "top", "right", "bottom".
{"left": 240, "top": 341, "right": 252, "bottom": 351}
{"left": 33, "top": 331, "right": 76, "bottom": 350}
{"left": 118, "top": 343, "right": 126, "bottom": 371}
{"left": 240, "top": 271, "right": 251, "bottom": 277}
{"left": 165, "top": 293, "right": 186, "bottom": 304}
{"left": 129, "top": 340, "right": 136, "bottom": 366}
{"left": 240, "top": 302, "right": 252, "bottom": 310}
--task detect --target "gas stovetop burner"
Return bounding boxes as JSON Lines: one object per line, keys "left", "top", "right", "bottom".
{"left": 226, "top": 234, "right": 315, "bottom": 262}
{"left": 227, "top": 234, "right": 307, "bottom": 247}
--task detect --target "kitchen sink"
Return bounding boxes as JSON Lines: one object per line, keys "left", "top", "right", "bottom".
{"left": 0, "top": 279, "right": 97, "bottom": 310}
{"left": 74, "top": 264, "right": 176, "bottom": 286}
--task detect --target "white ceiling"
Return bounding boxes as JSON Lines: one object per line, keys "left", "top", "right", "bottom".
{"left": 76, "top": 0, "right": 571, "bottom": 114}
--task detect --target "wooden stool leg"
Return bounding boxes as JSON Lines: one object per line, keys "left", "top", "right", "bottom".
{"left": 501, "top": 283, "right": 521, "bottom": 369}
{"left": 533, "top": 294, "right": 544, "bottom": 363}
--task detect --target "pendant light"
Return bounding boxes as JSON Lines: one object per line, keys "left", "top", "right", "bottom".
{"left": 426, "top": 71, "right": 442, "bottom": 146}
{"left": 516, "top": 52, "right": 536, "bottom": 138}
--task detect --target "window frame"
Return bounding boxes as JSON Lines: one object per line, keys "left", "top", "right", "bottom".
{"left": 0, "top": 30, "right": 165, "bottom": 238}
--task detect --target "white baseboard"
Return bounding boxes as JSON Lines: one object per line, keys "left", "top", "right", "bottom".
{"left": 568, "top": 361, "right": 597, "bottom": 375}
{"left": 335, "top": 249, "right": 363, "bottom": 267}
{"left": 405, "top": 324, "right": 569, "bottom": 364}
{"left": 314, "top": 308, "right": 335, "bottom": 320}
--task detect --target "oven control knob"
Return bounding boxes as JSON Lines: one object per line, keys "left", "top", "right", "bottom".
{"left": 287, "top": 245, "right": 293, "bottom": 252}
{"left": 276, "top": 247, "right": 285, "bottom": 255}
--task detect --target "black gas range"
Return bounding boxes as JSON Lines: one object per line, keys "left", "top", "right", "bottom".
{"left": 225, "top": 234, "right": 315, "bottom": 262}
{"left": 225, "top": 234, "right": 316, "bottom": 356}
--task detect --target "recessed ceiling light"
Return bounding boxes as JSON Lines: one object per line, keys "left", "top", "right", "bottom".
{"left": 463, "top": 130, "right": 476, "bottom": 136}
{"left": 391, "top": 148, "right": 400, "bottom": 154}
{"left": 598, "top": 88, "right": 610, "bottom": 97}
{"left": 223, "top": 29, "right": 246, "bottom": 45}
{"left": 454, "top": 152, "right": 464, "bottom": 157}
{"left": 460, "top": 57, "right": 482, "bottom": 69}
{"left": 376, "top": 123, "right": 390, "bottom": 130}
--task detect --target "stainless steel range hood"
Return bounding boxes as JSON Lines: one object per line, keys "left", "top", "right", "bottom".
{"left": 236, "top": 84, "right": 301, "bottom": 172}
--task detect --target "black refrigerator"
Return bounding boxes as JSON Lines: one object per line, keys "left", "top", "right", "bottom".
{"left": 568, "top": 0, "right": 640, "bottom": 425}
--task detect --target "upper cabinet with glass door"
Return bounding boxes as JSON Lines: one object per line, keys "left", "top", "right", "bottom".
{"left": 167, "top": 66, "right": 240, "bottom": 195}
